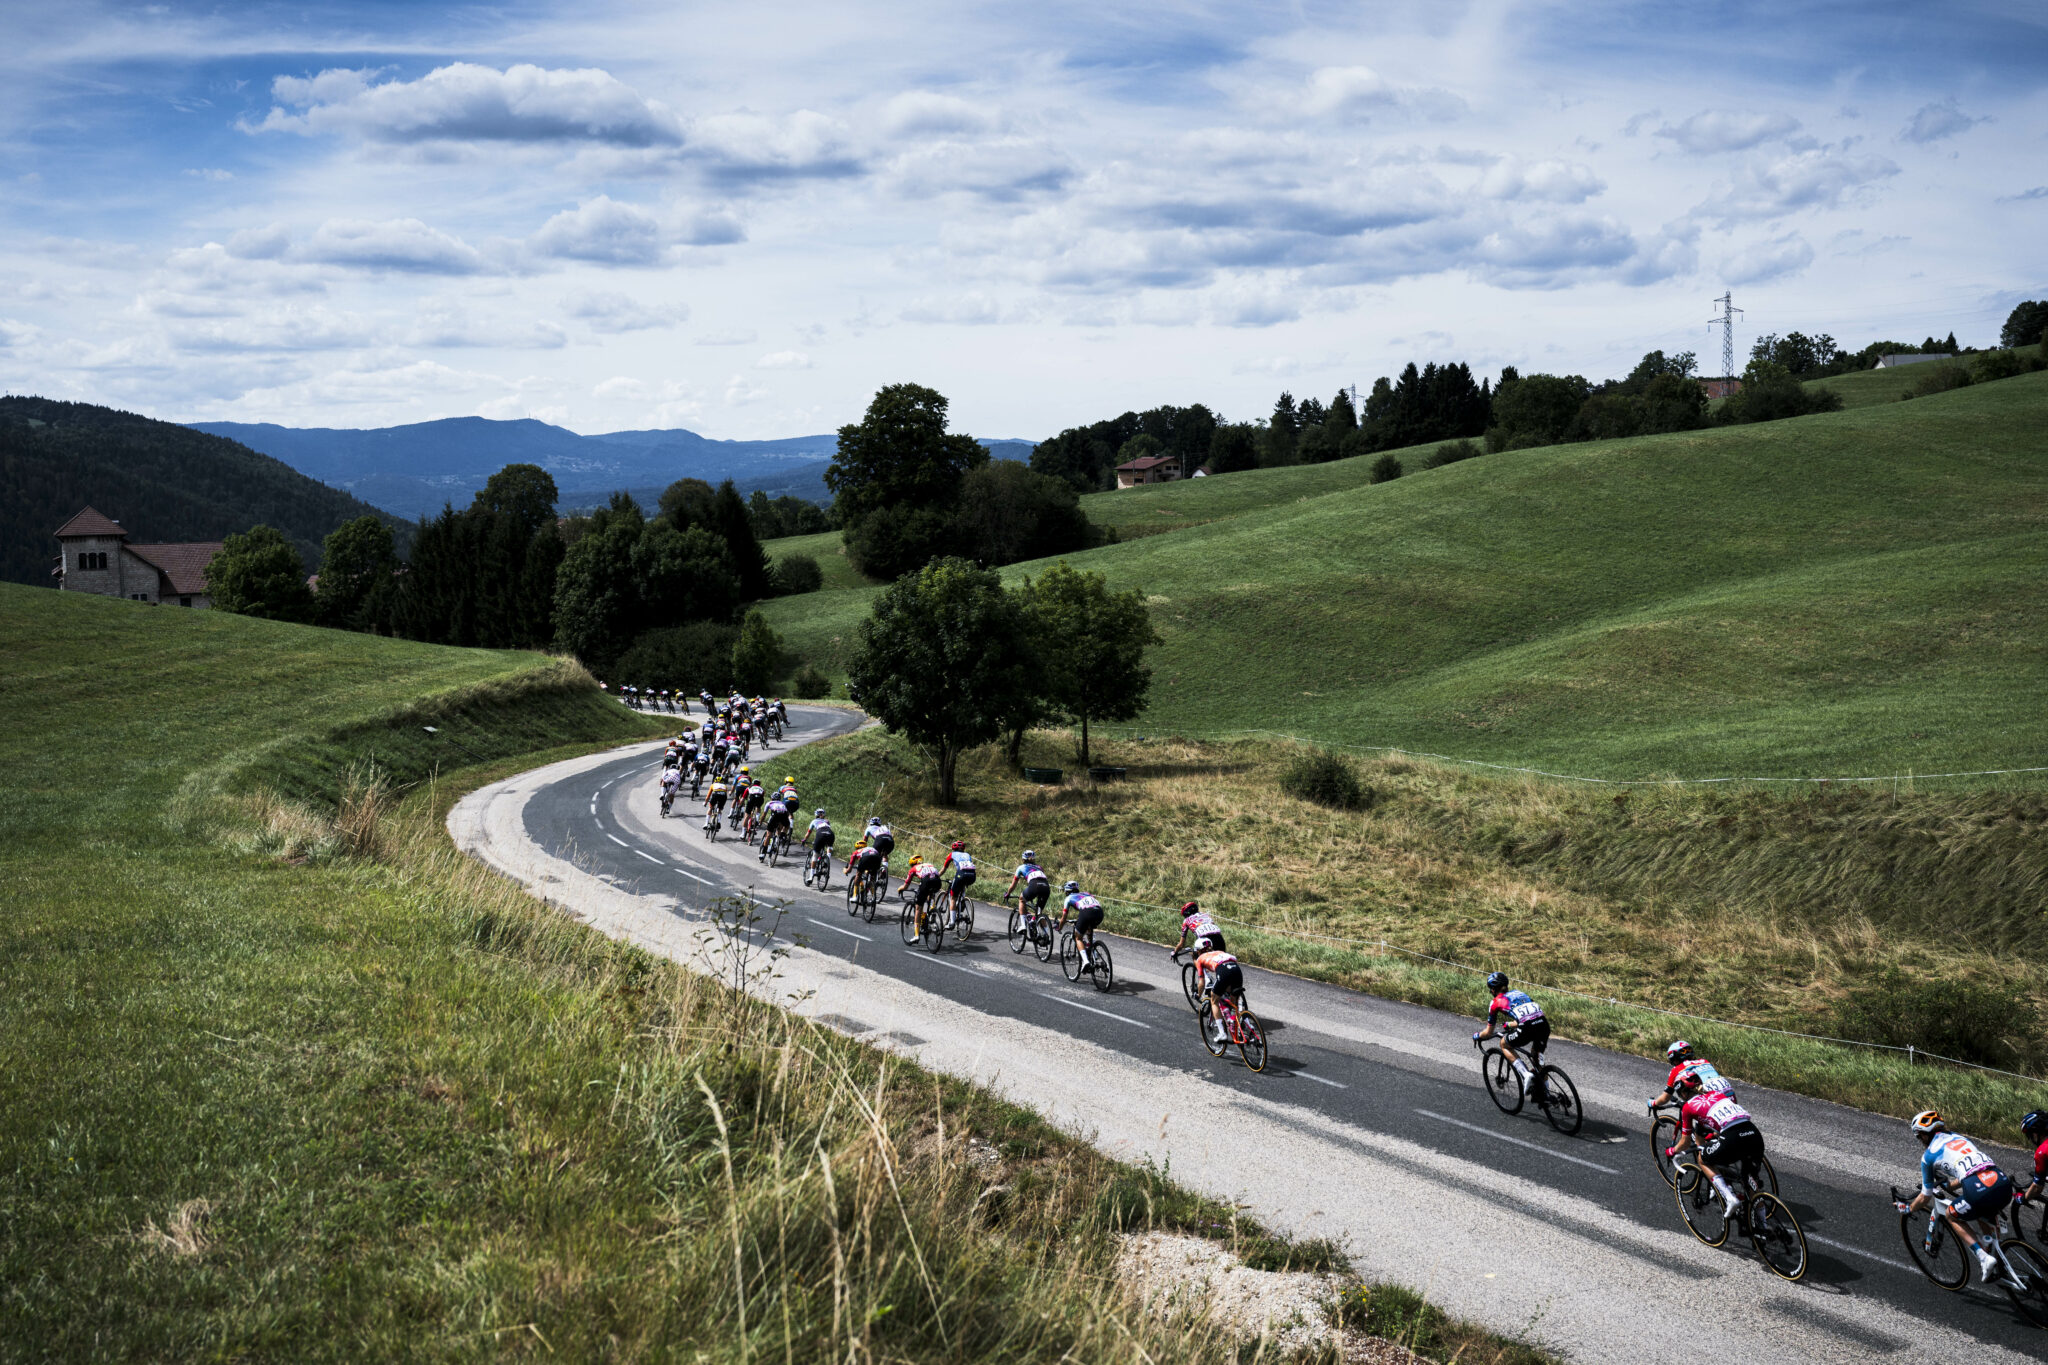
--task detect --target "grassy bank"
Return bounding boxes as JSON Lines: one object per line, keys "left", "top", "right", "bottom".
{"left": 0, "top": 585, "right": 1546, "bottom": 1365}
{"left": 778, "top": 724, "right": 2048, "bottom": 1142}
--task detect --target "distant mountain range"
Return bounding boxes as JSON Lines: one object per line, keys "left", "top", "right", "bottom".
{"left": 190, "top": 417, "right": 1038, "bottom": 521}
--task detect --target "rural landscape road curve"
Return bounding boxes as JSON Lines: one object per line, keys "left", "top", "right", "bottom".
{"left": 451, "top": 704, "right": 2043, "bottom": 1363}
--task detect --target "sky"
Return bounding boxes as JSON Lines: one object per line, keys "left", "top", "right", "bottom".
{"left": 2, "top": 1, "right": 2043, "bottom": 441}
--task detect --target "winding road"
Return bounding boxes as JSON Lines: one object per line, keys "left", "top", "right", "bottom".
{"left": 452, "top": 704, "right": 2042, "bottom": 1363}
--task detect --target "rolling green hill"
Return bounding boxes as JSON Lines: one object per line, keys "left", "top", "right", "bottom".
{"left": 759, "top": 370, "right": 2048, "bottom": 780}
{"left": 0, "top": 395, "right": 396, "bottom": 589}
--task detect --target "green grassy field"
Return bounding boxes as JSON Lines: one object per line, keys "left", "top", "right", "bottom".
{"left": 1, "top": 585, "right": 1541, "bottom": 1364}
{"left": 1806, "top": 349, "right": 2035, "bottom": 409}
{"left": 763, "top": 527, "right": 871, "bottom": 590}
{"left": 761, "top": 370, "right": 2048, "bottom": 781}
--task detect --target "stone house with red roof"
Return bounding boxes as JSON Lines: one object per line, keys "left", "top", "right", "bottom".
{"left": 52, "top": 507, "right": 223, "bottom": 609}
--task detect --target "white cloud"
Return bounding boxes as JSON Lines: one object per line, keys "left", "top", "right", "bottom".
{"left": 689, "top": 110, "right": 860, "bottom": 185}
{"left": 300, "top": 218, "right": 491, "bottom": 274}
{"left": 754, "top": 350, "right": 811, "bottom": 369}
{"left": 1901, "top": 99, "right": 1986, "bottom": 144}
{"left": 1692, "top": 149, "right": 1899, "bottom": 225}
{"left": 1656, "top": 110, "right": 1802, "bottom": 155}
{"left": 568, "top": 291, "right": 690, "bottom": 333}
{"left": 225, "top": 223, "right": 291, "bottom": 260}
{"left": 1303, "top": 66, "right": 1392, "bottom": 116}
{"left": 168, "top": 305, "right": 379, "bottom": 353}
{"left": 253, "top": 63, "right": 683, "bottom": 148}
{"left": 889, "top": 138, "right": 1074, "bottom": 201}
{"left": 406, "top": 300, "right": 566, "bottom": 349}
{"left": 899, "top": 292, "right": 1027, "bottom": 325}
{"left": 1721, "top": 232, "right": 1815, "bottom": 285}
{"left": 724, "top": 373, "right": 770, "bottom": 404}
{"left": 183, "top": 167, "right": 233, "bottom": 182}
{"left": 881, "top": 91, "right": 994, "bottom": 139}
{"left": 693, "top": 329, "right": 757, "bottom": 346}
{"left": 594, "top": 375, "right": 649, "bottom": 399}
{"left": 1480, "top": 158, "right": 1605, "bottom": 204}
{"left": 530, "top": 196, "right": 667, "bottom": 265}
{"left": 1472, "top": 214, "right": 1638, "bottom": 289}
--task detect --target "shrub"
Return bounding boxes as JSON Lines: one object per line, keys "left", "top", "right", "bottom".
{"left": 1833, "top": 968, "right": 2035, "bottom": 1070}
{"left": 1970, "top": 349, "right": 2041, "bottom": 384}
{"left": 1367, "top": 453, "right": 1403, "bottom": 484}
{"left": 789, "top": 663, "right": 831, "bottom": 698}
{"left": 1905, "top": 363, "right": 1972, "bottom": 399}
{"left": 614, "top": 620, "right": 739, "bottom": 694}
{"left": 1279, "top": 750, "right": 1373, "bottom": 810}
{"left": 1424, "top": 438, "right": 1481, "bottom": 469}
{"left": 771, "top": 553, "right": 824, "bottom": 595}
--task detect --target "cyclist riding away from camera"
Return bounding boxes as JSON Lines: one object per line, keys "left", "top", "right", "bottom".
{"left": 1900, "top": 1110, "right": 2021, "bottom": 1285}
{"left": 1648, "top": 1039, "right": 1734, "bottom": 1114}
{"left": 803, "top": 809, "right": 834, "bottom": 885}
{"left": 1472, "top": 972, "right": 1551, "bottom": 1096}
{"left": 1196, "top": 945, "right": 1244, "bottom": 1045}
{"left": 2014, "top": 1111, "right": 2048, "bottom": 1208}
{"left": 1172, "top": 900, "right": 1226, "bottom": 956}
{"left": 758, "top": 791, "right": 793, "bottom": 862}
{"left": 1667, "top": 1070, "right": 1768, "bottom": 1218}
{"left": 940, "top": 840, "right": 976, "bottom": 899}
{"left": 1061, "top": 880, "right": 1104, "bottom": 974}
{"left": 900, "top": 855, "right": 943, "bottom": 920}
{"left": 1004, "top": 851, "right": 1051, "bottom": 913}
{"left": 865, "top": 817, "right": 895, "bottom": 870}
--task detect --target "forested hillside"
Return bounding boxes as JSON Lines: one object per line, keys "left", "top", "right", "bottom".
{"left": 0, "top": 396, "right": 392, "bottom": 588}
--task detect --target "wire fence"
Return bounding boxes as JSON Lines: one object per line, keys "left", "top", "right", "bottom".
{"left": 876, "top": 817, "right": 2046, "bottom": 1088}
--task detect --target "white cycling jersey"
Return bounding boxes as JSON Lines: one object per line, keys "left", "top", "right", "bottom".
{"left": 1923, "top": 1134, "right": 2001, "bottom": 1195}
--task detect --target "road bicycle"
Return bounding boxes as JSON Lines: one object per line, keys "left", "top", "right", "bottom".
{"left": 659, "top": 787, "right": 676, "bottom": 818}
{"left": 805, "top": 842, "right": 832, "bottom": 890}
{"left": 762, "top": 824, "right": 791, "bottom": 867}
{"left": 941, "top": 877, "right": 976, "bottom": 941}
{"left": 900, "top": 893, "right": 945, "bottom": 952}
{"left": 844, "top": 867, "right": 880, "bottom": 920}
{"left": 1649, "top": 1100, "right": 1779, "bottom": 1195}
{"left": 702, "top": 803, "right": 724, "bottom": 840}
{"left": 1476, "top": 1038, "right": 1582, "bottom": 1135}
{"left": 1058, "top": 923, "right": 1115, "bottom": 992}
{"left": 742, "top": 808, "right": 763, "bottom": 846}
{"left": 1003, "top": 896, "right": 1057, "bottom": 961}
{"left": 1677, "top": 1159, "right": 1807, "bottom": 1281}
{"left": 1170, "top": 949, "right": 1203, "bottom": 1010}
{"left": 1197, "top": 990, "right": 1267, "bottom": 1072}
{"left": 1892, "top": 1185, "right": 2048, "bottom": 1324}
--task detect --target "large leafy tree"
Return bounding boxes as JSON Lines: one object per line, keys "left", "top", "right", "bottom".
{"left": 709, "top": 479, "right": 773, "bottom": 601}
{"left": 208, "top": 524, "right": 313, "bottom": 622}
{"left": 952, "top": 460, "right": 1088, "bottom": 568}
{"left": 2001, "top": 300, "right": 2048, "bottom": 351}
{"left": 847, "top": 558, "right": 1031, "bottom": 804}
{"left": 1016, "top": 561, "right": 1159, "bottom": 766}
{"left": 313, "top": 515, "right": 396, "bottom": 631}
{"left": 729, "top": 609, "right": 784, "bottom": 694}
{"left": 550, "top": 495, "right": 646, "bottom": 676}
{"left": 828, "top": 383, "right": 987, "bottom": 522}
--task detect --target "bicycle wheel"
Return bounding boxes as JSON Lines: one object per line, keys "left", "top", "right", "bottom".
{"left": 1237, "top": 1010, "right": 1268, "bottom": 1073}
{"left": 845, "top": 877, "right": 860, "bottom": 916}
{"left": 1481, "top": 1047, "right": 1523, "bottom": 1115}
{"left": 955, "top": 896, "right": 974, "bottom": 941}
{"left": 1534, "top": 1065, "right": 1582, "bottom": 1135}
{"left": 863, "top": 881, "right": 881, "bottom": 923}
{"left": 1090, "top": 940, "right": 1114, "bottom": 992}
{"left": 1181, "top": 961, "right": 1201, "bottom": 1010}
{"left": 1060, "top": 931, "right": 1082, "bottom": 982}
{"left": 1999, "top": 1240, "right": 2048, "bottom": 1327}
{"left": 814, "top": 857, "right": 830, "bottom": 891}
{"left": 1900, "top": 1209, "right": 1970, "bottom": 1290}
{"left": 1198, "top": 1003, "right": 1228, "bottom": 1058}
{"left": 1008, "top": 909, "right": 1027, "bottom": 953}
{"left": 1034, "top": 919, "right": 1056, "bottom": 963}
{"left": 1746, "top": 1193, "right": 1808, "bottom": 1282}
{"left": 1752, "top": 1155, "right": 1779, "bottom": 1198}
{"left": 1675, "top": 1165, "right": 1731, "bottom": 1248}
{"left": 921, "top": 905, "right": 946, "bottom": 953}
{"left": 1651, "top": 1116, "right": 1682, "bottom": 1188}
{"left": 899, "top": 904, "right": 920, "bottom": 946}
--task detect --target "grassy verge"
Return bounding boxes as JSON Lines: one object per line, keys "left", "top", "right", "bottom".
{"left": 0, "top": 586, "right": 1548, "bottom": 1364}
{"left": 778, "top": 724, "right": 2048, "bottom": 1143}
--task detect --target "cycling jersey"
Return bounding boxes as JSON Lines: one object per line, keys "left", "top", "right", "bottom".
{"left": 908, "top": 862, "right": 941, "bottom": 883}
{"left": 807, "top": 818, "right": 834, "bottom": 839}
{"left": 766, "top": 798, "right": 788, "bottom": 817}
{"left": 942, "top": 851, "right": 975, "bottom": 875}
{"left": 660, "top": 769, "right": 681, "bottom": 791}
{"left": 707, "top": 783, "right": 729, "bottom": 805}
{"left": 1196, "top": 948, "right": 1243, "bottom": 997}
{"left": 1181, "top": 910, "right": 1218, "bottom": 936}
{"left": 1489, "top": 991, "right": 1546, "bottom": 1029}
{"left": 1679, "top": 1093, "right": 1753, "bottom": 1140}
{"left": 745, "top": 784, "right": 766, "bottom": 807}
{"left": 2034, "top": 1138, "right": 2048, "bottom": 1183}
{"left": 1015, "top": 862, "right": 1049, "bottom": 884}
{"left": 1922, "top": 1134, "right": 2003, "bottom": 1197}
{"left": 1667, "top": 1060, "right": 1733, "bottom": 1096}
{"left": 1064, "top": 892, "right": 1101, "bottom": 914}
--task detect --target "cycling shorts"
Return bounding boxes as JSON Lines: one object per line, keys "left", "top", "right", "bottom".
{"left": 1073, "top": 903, "right": 1104, "bottom": 936}
{"left": 872, "top": 833, "right": 895, "bottom": 856}
{"left": 851, "top": 848, "right": 881, "bottom": 873}
{"left": 1021, "top": 881, "right": 1050, "bottom": 909}
{"left": 1699, "top": 1121, "right": 1765, "bottom": 1171}
{"left": 1208, "top": 960, "right": 1245, "bottom": 999}
{"left": 1953, "top": 1170, "right": 2014, "bottom": 1222}
{"left": 951, "top": 867, "right": 977, "bottom": 891}
{"left": 1194, "top": 930, "right": 1227, "bottom": 955}
{"left": 812, "top": 830, "right": 835, "bottom": 850}
{"left": 911, "top": 876, "right": 942, "bottom": 904}
{"left": 1505, "top": 1020, "right": 1550, "bottom": 1058}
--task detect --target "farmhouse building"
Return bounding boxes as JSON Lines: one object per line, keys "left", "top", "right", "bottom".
{"left": 52, "top": 507, "right": 222, "bottom": 608}
{"left": 1872, "top": 353, "right": 1955, "bottom": 369}
{"left": 1114, "top": 454, "right": 1180, "bottom": 488}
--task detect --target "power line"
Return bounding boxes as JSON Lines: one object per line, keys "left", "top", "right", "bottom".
{"left": 1707, "top": 292, "right": 1743, "bottom": 380}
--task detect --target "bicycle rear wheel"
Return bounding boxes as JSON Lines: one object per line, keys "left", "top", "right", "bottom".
{"left": 1651, "top": 1116, "right": 1682, "bottom": 1188}
{"left": 1197, "top": 1004, "right": 1228, "bottom": 1058}
{"left": 1900, "top": 1210, "right": 1969, "bottom": 1290}
{"left": 899, "top": 904, "right": 920, "bottom": 946}
{"left": 1746, "top": 1193, "right": 1808, "bottom": 1282}
{"left": 1534, "top": 1065, "right": 1582, "bottom": 1135}
{"left": 921, "top": 906, "right": 946, "bottom": 953}
{"left": 1034, "top": 919, "right": 1056, "bottom": 963}
{"left": 1481, "top": 1048, "right": 1523, "bottom": 1115}
{"left": 955, "top": 896, "right": 974, "bottom": 940}
{"left": 1089, "top": 940, "right": 1114, "bottom": 992}
{"left": 1237, "top": 1010, "right": 1267, "bottom": 1073}
{"left": 845, "top": 877, "right": 860, "bottom": 916}
{"left": 1675, "top": 1165, "right": 1731, "bottom": 1248}
{"left": 814, "top": 856, "right": 830, "bottom": 891}
{"left": 1999, "top": 1240, "right": 2048, "bottom": 1327}
{"left": 1008, "top": 909, "right": 1027, "bottom": 953}
{"left": 1060, "top": 932, "right": 1082, "bottom": 982}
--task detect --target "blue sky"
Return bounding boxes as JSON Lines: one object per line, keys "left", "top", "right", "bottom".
{"left": 2, "top": 0, "right": 2043, "bottom": 438}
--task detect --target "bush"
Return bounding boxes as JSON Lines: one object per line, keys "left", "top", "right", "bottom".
{"left": 771, "top": 554, "right": 824, "bottom": 595}
{"left": 789, "top": 663, "right": 831, "bottom": 698}
{"left": 729, "top": 609, "right": 785, "bottom": 695}
{"left": 1905, "top": 363, "right": 1972, "bottom": 399}
{"left": 1833, "top": 968, "right": 2035, "bottom": 1070}
{"left": 1279, "top": 750, "right": 1373, "bottom": 810}
{"left": 613, "top": 621, "right": 739, "bottom": 694}
{"left": 1970, "top": 349, "right": 2043, "bottom": 384}
{"left": 1367, "top": 453, "right": 1403, "bottom": 484}
{"left": 1720, "top": 361, "right": 1844, "bottom": 423}
{"left": 1424, "top": 438, "right": 1481, "bottom": 469}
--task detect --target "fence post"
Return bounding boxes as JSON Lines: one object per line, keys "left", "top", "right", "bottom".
{"left": 1908, "top": 1045, "right": 1915, "bottom": 1067}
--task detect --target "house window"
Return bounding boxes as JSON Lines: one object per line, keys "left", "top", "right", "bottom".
{"left": 77, "top": 551, "right": 109, "bottom": 571}
{"left": 180, "top": 596, "right": 192, "bottom": 607}
{"left": 131, "top": 593, "right": 148, "bottom": 601}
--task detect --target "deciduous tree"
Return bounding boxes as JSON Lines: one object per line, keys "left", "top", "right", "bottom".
{"left": 208, "top": 524, "right": 313, "bottom": 622}
{"left": 1016, "top": 561, "right": 1159, "bottom": 767}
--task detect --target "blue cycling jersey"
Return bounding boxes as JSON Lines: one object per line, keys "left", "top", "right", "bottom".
{"left": 1923, "top": 1133, "right": 2001, "bottom": 1196}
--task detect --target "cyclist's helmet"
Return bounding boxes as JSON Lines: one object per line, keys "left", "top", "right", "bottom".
{"left": 784, "top": 775, "right": 794, "bottom": 784}
{"left": 815, "top": 808, "right": 826, "bottom": 817}
{"left": 2024, "top": 1111, "right": 2048, "bottom": 1143}
{"left": 1063, "top": 880, "right": 1080, "bottom": 893}
{"left": 1673, "top": 1069, "right": 1705, "bottom": 1097}
{"left": 1179, "top": 900, "right": 1200, "bottom": 915}
{"left": 1485, "top": 971, "right": 1509, "bottom": 994}
{"left": 1665, "top": 1040, "right": 1694, "bottom": 1065}
{"left": 1910, "top": 1110, "right": 1949, "bottom": 1142}
{"left": 868, "top": 816, "right": 882, "bottom": 827}
{"left": 950, "top": 840, "right": 966, "bottom": 851}
{"left": 1022, "top": 849, "right": 1037, "bottom": 862}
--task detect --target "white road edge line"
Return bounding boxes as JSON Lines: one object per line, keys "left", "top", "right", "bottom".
{"left": 1037, "top": 990, "right": 1152, "bottom": 1028}
{"left": 606, "top": 834, "right": 629, "bottom": 848}
{"left": 1413, "top": 1109, "right": 1621, "bottom": 1174}
{"left": 671, "top": 865, "right": 713, "bottom": 885}
{"left": 1805, "top": 1232, "right": 1915, "bottom": 1274}
{"left": 633, "top": 850, "right": 662, "bottom": 864}
{"left": 905, "top": 950, "right": 983, "bottom": 977}
{"left": 1293, "top": 1070, "right": 1348, "bottom": 1089}
{"left": 806, "top": 917, "right": 873, "bottom": 942}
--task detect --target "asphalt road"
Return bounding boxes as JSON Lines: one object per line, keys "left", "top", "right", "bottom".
{"left": 453, "top": 704, "right": 2047, "bottom": 1363}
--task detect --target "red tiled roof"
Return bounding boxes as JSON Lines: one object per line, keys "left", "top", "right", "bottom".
{"left": 55, "top": 506, "right": 127, "bottom": 539}
{"left": 1116, "top": 454, "right": 1179, "bottom": 472}
{"left": 128, "top": 543, "right": 224, "bottom": 596}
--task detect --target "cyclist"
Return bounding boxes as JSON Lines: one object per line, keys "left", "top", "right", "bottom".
{"left": 658, "top": 762, "right": 682, "bottom": 814}
{"left": 1666, "top": 1070, "right": 1768, "bottom": 1219}
{"left": 1647, "top": 1039, "right": 1735, "bottom": 1116}
{"left": 1899, "top": 1111, "right": 2020, "bottom": 1285}
{"left": 865, "top": 817, "right": 895, "bottom": 871}
{"left": 1059, "top": 880, "right": 1104, "bottom": 975}
{"left": 778, "top": 775, "right": 800, "bottom": 811}
{"left": 1002, "top": 850, "right": 1051, "bottom": 914}
{"left": 740, "top": 774, "right": 766, "bottom": 833}
{"left": 703, "top": 772, "right": 731, "bottom": 830}
{"left": 900, "top": 855, "right": 944, "bottom": 925}
{"left": 1172, "top": 900, "right": 1226, "bottom": 956}
{"left": 1195, "top": 944, "right": 1245, "bottom": 1046}
{"left": 1472, "top": 972, "right": 1551, "bottom": 1098}
{"left": 758, "top": 791, "right": 793, "bottom": 862}
{"left": 939, "top": 840, "right": 977, "bottom": 911}
{"left": 845, "top": 834, "right": 884, "bottom": 891}
{"left": 802, "top": 809, "right": 835, "bottom": 885}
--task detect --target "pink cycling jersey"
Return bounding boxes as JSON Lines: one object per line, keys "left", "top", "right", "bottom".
{"left": 1679, "top": 1092, "right": 1752, "bottom": 1139}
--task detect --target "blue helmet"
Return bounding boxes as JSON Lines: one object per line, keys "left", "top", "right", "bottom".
{"left": 1485, "top": 971, "right": 1509, "bottom": 994}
